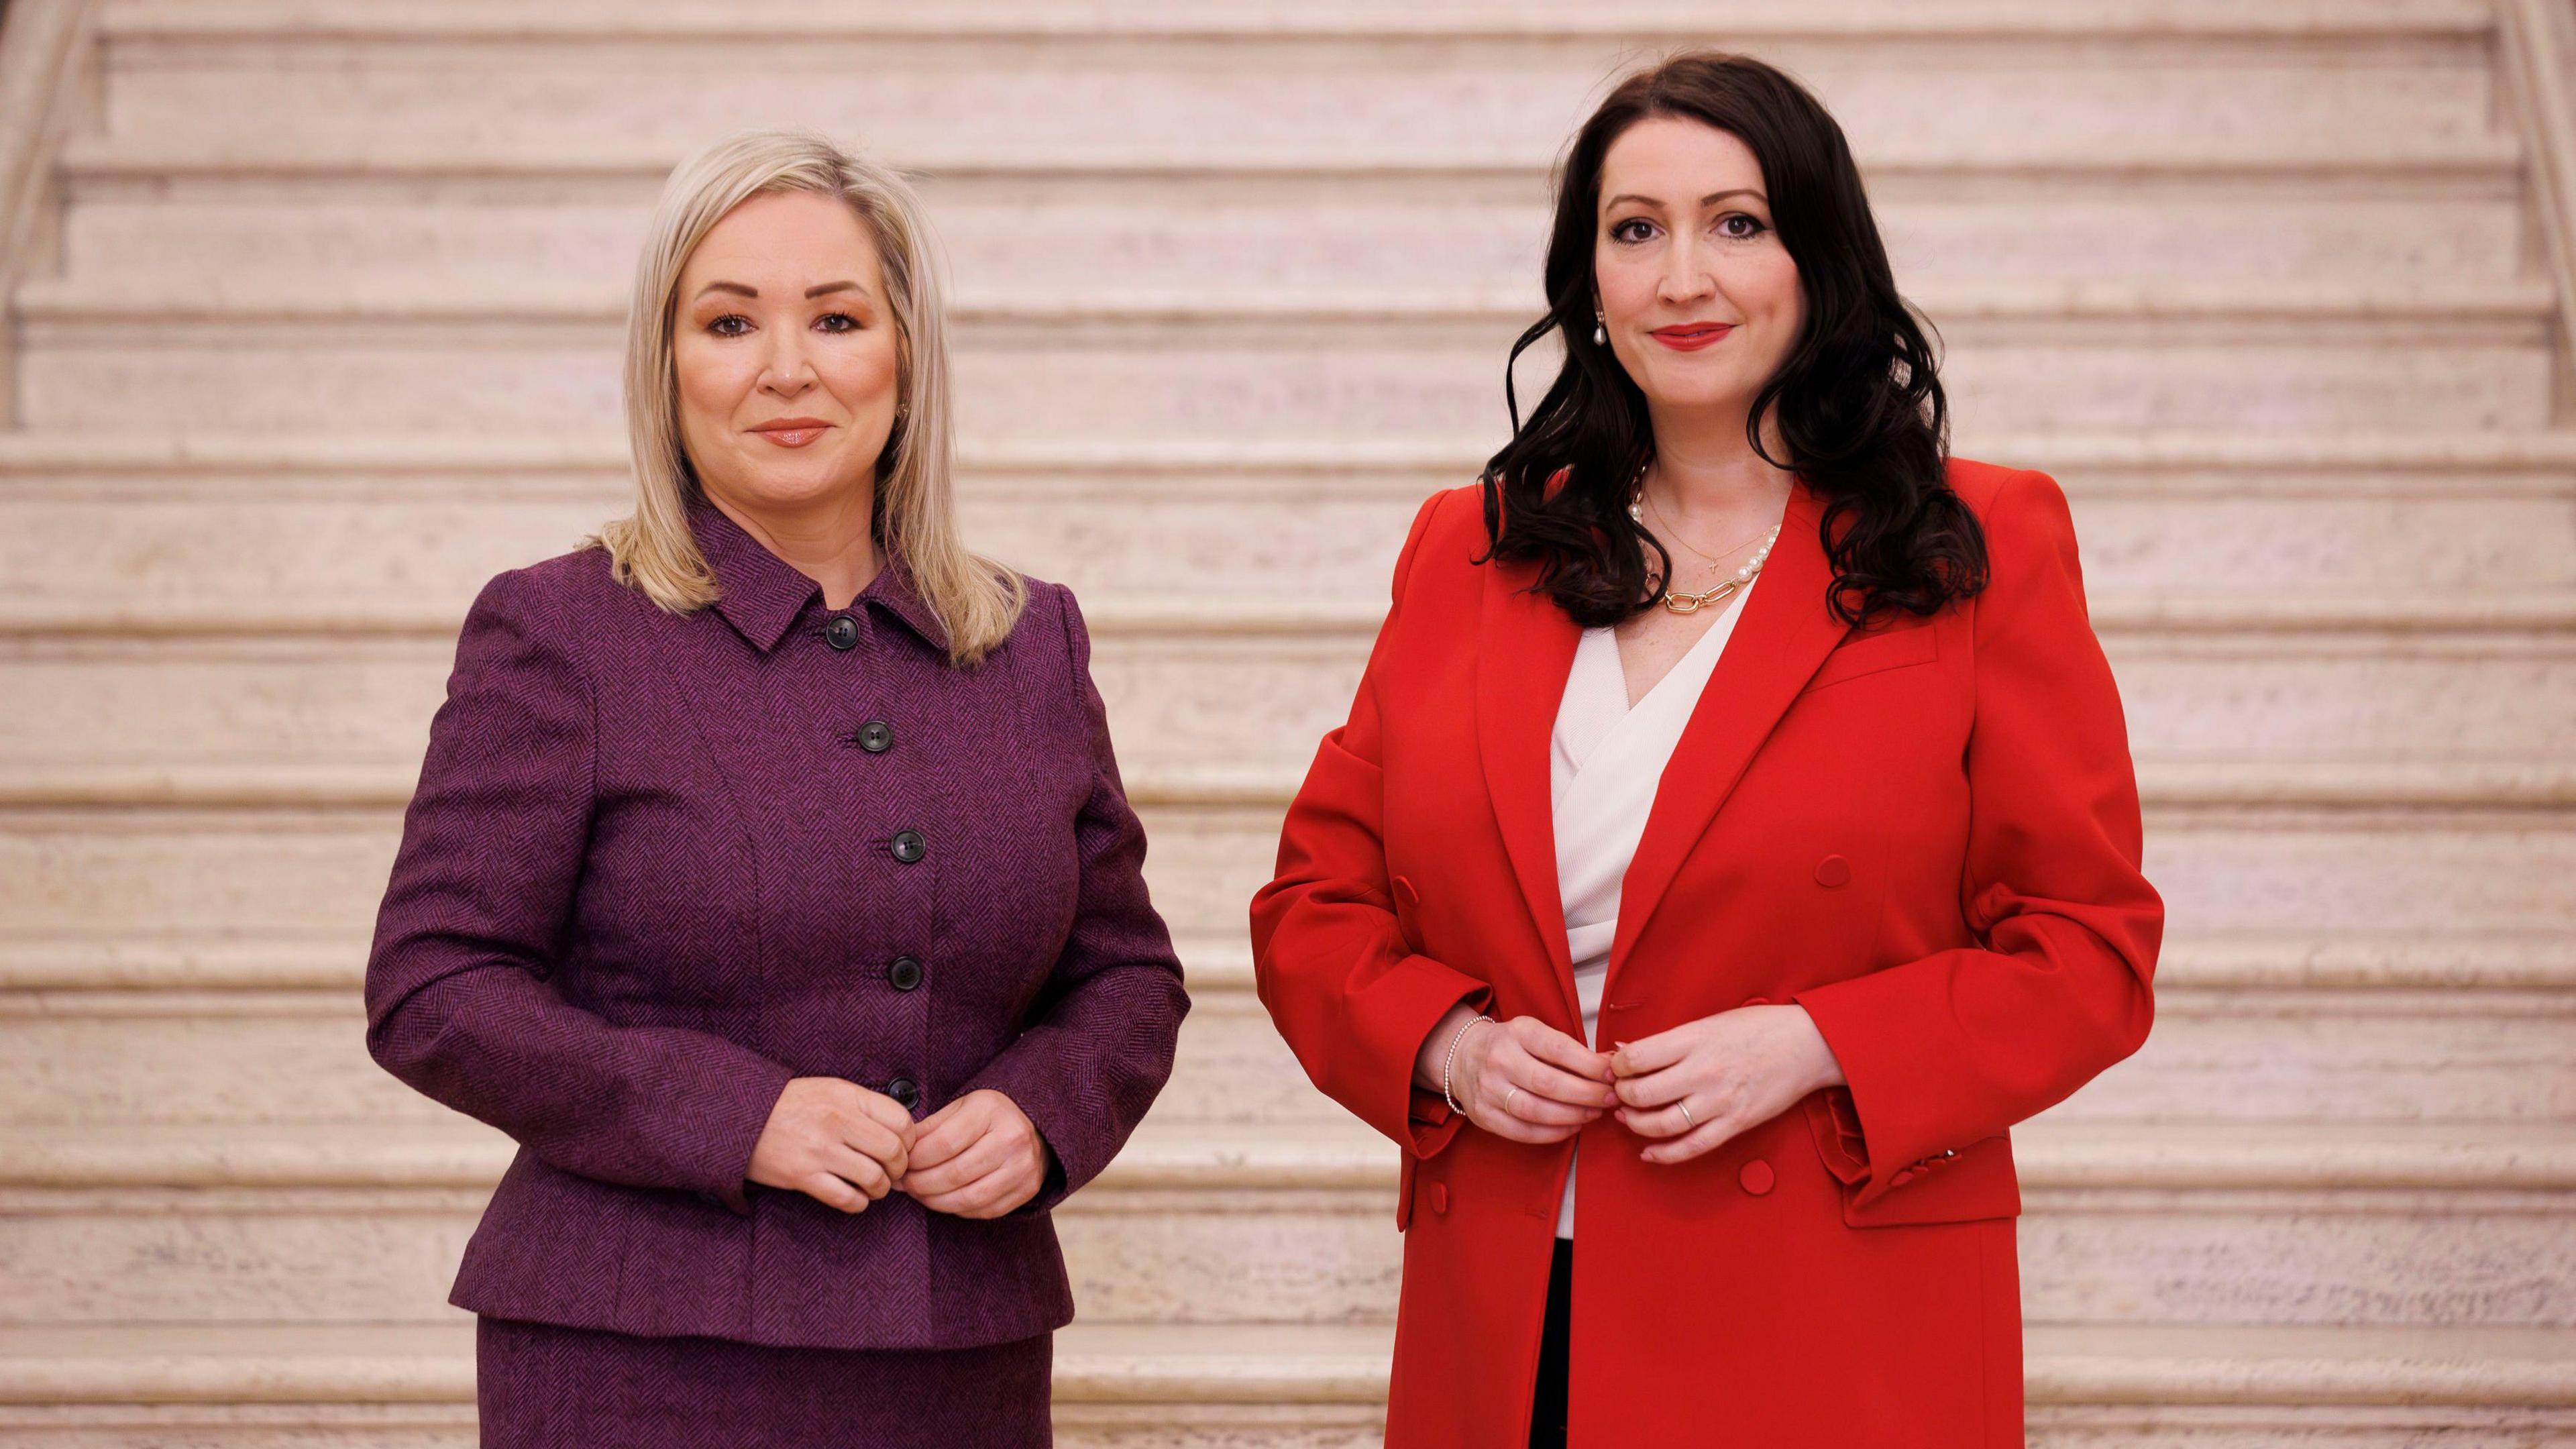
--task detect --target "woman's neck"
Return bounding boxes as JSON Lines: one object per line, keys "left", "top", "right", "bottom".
{"left": 1640, "top": 401, "right": 1796, "bottom": 523}
{"left": 708, "top": 487, "right": 883, "bottom": 610}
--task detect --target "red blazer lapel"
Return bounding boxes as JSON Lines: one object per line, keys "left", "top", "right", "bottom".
{"left": 1605, "top": 480, "right": 1852, "bottom": 991}
{"left": 1474, "top": 552, "right": 1585, "bottom": 1028}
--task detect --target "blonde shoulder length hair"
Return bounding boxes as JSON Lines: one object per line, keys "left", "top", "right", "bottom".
{"left": 596, "top": 127, "right": 1026, "bottom": 666}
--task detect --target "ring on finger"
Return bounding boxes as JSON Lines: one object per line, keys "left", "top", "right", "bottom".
{"left": 1502, "top": 1085, "right": 1521, "bottom": 1117}
{"left": 1678, "top": 1101, "right": 1695, "bottom": 1130}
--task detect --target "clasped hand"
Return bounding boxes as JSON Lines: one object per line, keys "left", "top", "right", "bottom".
{"left": 747, "top": 1079, "right": 1049, "bottom": 1218}
{"left": 1443, "top": 1004, "right": 1843, "bottom": 1164}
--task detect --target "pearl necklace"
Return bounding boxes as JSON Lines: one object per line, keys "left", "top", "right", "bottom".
{"left": 1629, "top": 489, "right": 1782, "bottom": 616}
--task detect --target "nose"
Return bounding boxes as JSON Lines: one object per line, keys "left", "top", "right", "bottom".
{"left": 759, "top": 337, "right": 815, "bottom": 396}
{"left": 1658, "top": 233, "right": 1717, "bottom": 307}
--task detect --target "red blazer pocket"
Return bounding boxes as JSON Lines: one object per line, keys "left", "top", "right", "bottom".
{"left": 1797, "top": 621, "right": 1939, "bottom": 697}
{"left": 1843, "top": 1130, "right": 2023, "bottom": 1228}
{"left": 1389, "top": 873, "right": 1428, "bottom": 955}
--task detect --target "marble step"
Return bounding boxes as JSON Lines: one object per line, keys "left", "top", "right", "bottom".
{"left": 9, "top": 282, "right": 2554, "bottom": 437}
{"left": 1, "top": 1318, "right": 2569, "bottom": 1449}
{"left": 3, "top": 1119, "right": 2573, "bottom": 1328}
{"left": 3, "top": 608, "right": 2573, "bottom": 781}
{"left": 3, "top": 935, "right": 2571, "bottom": 1130}
{"left": 3, "top": 435, "right": 2573, "bottom": 605}
{"left": 76, "top": 9, "right": 2500, "bottom": 174}
{"left": 89, "top": 0, "right": 2502, "bottom": 42}
{"left": 3, "top": 797, "right": 2572, "bottom": 944}
{"left": 46, "top": 164, "right": 2534, "bottom": 300}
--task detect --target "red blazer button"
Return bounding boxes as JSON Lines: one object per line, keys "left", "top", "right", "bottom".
{"left": 1393, "top": 875, "right": 1421, "bottom": 906}
{"left": 1738, "top": 1158, "right": 1775, "bottom": 1195}
{"left": 1813, "top": 855, "right": 1853, "bottom": 889}
{"left": 1428, "top": 1182, "right": 1448, "bottom": 1215}
{"left": 1739, "top": 995, "right": 1773, "bottom": 1008}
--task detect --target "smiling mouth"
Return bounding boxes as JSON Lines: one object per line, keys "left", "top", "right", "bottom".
{"left": 751, "top": 422, "right": 834, "bottom": 448}
{"left": 1650, "top": 324, "right": 1735, "bottom": 352}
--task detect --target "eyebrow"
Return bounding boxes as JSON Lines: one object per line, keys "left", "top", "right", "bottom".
{"left": 691, "top": 280, "right": 868, "bottom": 301}
{"left": 1603, "top": 189, "right": 1767, "bottom": 211}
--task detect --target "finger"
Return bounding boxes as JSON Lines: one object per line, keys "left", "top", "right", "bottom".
{"left": 1483, "top": 1070, "right": 1600, "bottom": 1127}
{"left": 1615, "top": 1097, "right": 1707, "bottom": 1140}
{"left": 918, "top": 1165, "right": 1030, "bottom": 1220}
{"left": 837, "top": 1115, "right": 910, "bottom": 1176}
{"left": 912, "top": 1096, "right": 964, "bottom": 1138}
{"left": 848, "top": 1087, "right": 918, "bottom": 1136}
{"left": 800, "top": 1169, "right": 869, "bottom": 1214}
{"left": 1470, "top": 1098, "right": 1587, "bottom": 1144}
{"left": 1498, "top": 1048, "right": 1621, "bottom": 1109}
{"left": 818, "top": 1141, "right": 893, "bottom": 1198}
{"left": 1638, "top": 1112, "right": 1742, "bottom": 1165}
{"left": 1608, "top": 1029, "right": 1694, "bottom": 1078}
{"left": 1611, "top": 1063, "right": 1703, "bottom": 1110}
{"left": 902, "top": 1129, "right": 1014, "bottom": 1198}
{"left": 908, "top": 1104, "right": 987, "bottom": 1173}
{"left": 1514, "top": 1024, "right": 1614, "bottom": 1082}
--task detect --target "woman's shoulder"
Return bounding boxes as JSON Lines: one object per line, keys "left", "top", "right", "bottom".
{"left": 1941, "top": 455, "right": 2088, "bottom": 618}
{"left": 996, "top": 570, "right": 1089, "bottom": 670}
{"left": 447, "top": 544, "right": 653, "bottom": 680}
{"left": 1942, "top": 455, "right": 2072, "bottom": 543}
{"left": 469, "top": 541, "right": 629, "bottom": 620}
{"left": 1396, "top": 482, "right": 1492, "bottom": 580}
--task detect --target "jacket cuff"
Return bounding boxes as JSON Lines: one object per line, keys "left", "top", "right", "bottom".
{"left": 692, "top": 1058, "right": 797, "bottom": 1217}
{"left": 1384, "top": 963, "right": 1493, "bottom": 1159}
{"left": 1788, "top": 973, "right": 1933, "bottom": 1191}
{"left": 959, "top": 1049, "right": 1096, "bottom": 1216}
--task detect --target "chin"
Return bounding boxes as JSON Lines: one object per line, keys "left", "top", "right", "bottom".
{"left": 1638, "top": 370, "right": 1761, "bottom": 415}
{"left": 725, "top": 458, "right": 875, "bottom": 513}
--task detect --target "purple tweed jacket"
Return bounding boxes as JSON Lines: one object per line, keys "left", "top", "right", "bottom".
{"left": 364, "top": 501, "right": 1189, "bottom": 1350}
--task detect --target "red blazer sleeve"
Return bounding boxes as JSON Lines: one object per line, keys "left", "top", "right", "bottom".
{"left": 1790, "top": 468, "right": 2163, "bottom": 1211}
{"left": 961, "top": 582, "right": 1191, "bottom": 1214}
{"left": 364, "top": 567, "right": 795, "bottom": 1216}
{"left": 1250, "top": 490, "right": 1495, "bottom": 1158}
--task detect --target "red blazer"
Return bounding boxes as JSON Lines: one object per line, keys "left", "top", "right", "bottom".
{"left": 1250, "top": 459, "right": 2162, "bottom": 1446}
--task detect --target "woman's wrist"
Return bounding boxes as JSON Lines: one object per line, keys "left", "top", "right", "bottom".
{"left": 1413, "top": 1002, "right": 1486, "bottom": 1093}
{"left": 1792, "top": 1004, "right": 1847, "bottom": 1093}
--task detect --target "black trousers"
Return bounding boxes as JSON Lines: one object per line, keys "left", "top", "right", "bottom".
{"left": 1528, "top": 1236, "right": 1573, "bottom": 1448}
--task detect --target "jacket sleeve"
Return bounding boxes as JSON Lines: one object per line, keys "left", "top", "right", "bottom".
{"left": 961, "top": 582, "right": 1191, "bottom": 1214}
{"left": 1789, "top": 468, "right": 2163, "bottom": 1211}
{"left": 363, "top": 567, "right": 795, "bottom": 1216}
{"left": 1250, "top": 490, "right": 1495, "bottom": 1159}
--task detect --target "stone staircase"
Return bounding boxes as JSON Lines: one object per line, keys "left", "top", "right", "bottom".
{"left": 1, "top": 1, "right": 2573, "bottom": 1444}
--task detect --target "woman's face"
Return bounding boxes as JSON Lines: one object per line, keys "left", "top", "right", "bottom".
{"left": 1593, "top": 115, "right": 1805, "bottom": 420}
{"left": 672, "top": 190, "right": 903, "bottom": 519}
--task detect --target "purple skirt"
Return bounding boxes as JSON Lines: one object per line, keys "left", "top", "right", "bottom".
{"left": 476, "top": 1315, "right": 1052, "bottom": 1448}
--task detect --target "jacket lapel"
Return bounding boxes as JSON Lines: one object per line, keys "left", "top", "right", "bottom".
{"left": 1475, "top": 553, "right": 1585, "bottom": 1026}
{"left": 1605, "top": 479, "right": 1852, "bottom": 989}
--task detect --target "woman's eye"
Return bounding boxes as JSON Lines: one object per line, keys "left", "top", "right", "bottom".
{"left": 707, "top": 314, "right": 750, "bottom": 337}
{"left": 1611, "top": 218, "right": 1657, "bottom": 244}
{"left": 816, "top": 313, "right": 861, "bottom": 333}
{"left": 1719, "top": 213, "right": 1769, "bottom": 239}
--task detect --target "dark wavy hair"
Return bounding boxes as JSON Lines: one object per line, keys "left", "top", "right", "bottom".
{"left": 1478, "top": 52, "right": 1987, "bottom": 628}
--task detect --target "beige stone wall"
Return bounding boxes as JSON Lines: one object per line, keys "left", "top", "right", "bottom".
{"left": 0, "top": 2, "right": 2570, "bottom": 1443}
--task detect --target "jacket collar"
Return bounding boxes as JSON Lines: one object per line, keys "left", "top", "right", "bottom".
{"left": 688, "top": 499, "right": 951, "bottom": 657}
{"left": 1474, "top": 476, "right": 1851, "bottom": 1026}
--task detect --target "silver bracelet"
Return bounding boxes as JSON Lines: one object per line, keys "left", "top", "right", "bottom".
{"left": 1440, "top": 1014, "right": 1495, "bottom": 1115}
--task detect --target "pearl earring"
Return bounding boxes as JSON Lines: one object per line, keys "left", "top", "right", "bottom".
{"left": 1593, "top": 317, "right": 1607, "bottom": 345}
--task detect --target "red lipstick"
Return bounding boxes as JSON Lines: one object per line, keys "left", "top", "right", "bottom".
{"left": 749, "top": 417, "right": 834, "bottom": 448}
{"left": 1649, "top": 323, "right": 1735, "bottom": 352}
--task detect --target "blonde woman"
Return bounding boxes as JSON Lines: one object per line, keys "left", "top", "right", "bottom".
{"left": 363, "top": 129, "right": 1189, "bottom": 1446}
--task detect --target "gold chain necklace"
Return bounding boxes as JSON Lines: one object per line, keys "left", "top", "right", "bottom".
{"left": 1629, "top": 480, "right": 1786, "bottom": 616}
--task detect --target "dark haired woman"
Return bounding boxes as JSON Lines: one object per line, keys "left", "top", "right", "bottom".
{"left": 1251, "top": 52, "right": 2163, "bottom": 1448}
